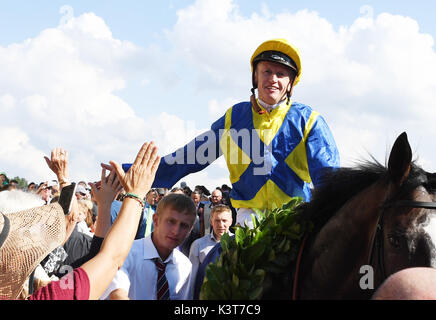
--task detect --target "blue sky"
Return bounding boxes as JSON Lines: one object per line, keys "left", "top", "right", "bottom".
{"left": 1, "top": 0, "right": 436, "bottom": 190}
{"left": 2, "top": 1, "right": 435, "bottom": 45}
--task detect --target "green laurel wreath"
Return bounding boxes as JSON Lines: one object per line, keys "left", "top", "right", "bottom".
{"left": 200, "top": 197, "right": 313, "bottom": 300}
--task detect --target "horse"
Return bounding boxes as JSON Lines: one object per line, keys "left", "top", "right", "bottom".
{"left": 291, "top": 132, "right": 436, "bottom": 299}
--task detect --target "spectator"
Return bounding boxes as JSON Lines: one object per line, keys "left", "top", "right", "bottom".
{"left": 78, "top": 181, "right": 92, "bottom": 199}
{"left": 36, "top": 182, "right": 53, "bottom": 204}
{"left": 177, "top": 190, "right": 204, "bottom": 257}
{"left": 193, "top": 240, "right": 224, "bottom": 300}
{"left": 101, "top": 193, "right": 197, "bottom": 300}
{"left": 75, "top": 184, "right": 90, "bottom": 201}
{"left": 48, "top": 180, "right": 60, "bottom": 198}
{"left": 182, "top": 186, "right": 192, "bottom": 197}
{"left": 210, "top": 189, "right": 223, "bottom": 205}
{"left": 170, "top": 187, "right": 184, "bottom": 194}
{"left": 0, "top": 172, "right": 8, "bottom": 186}
{"left": 174, "top": 186, "right": 200, "bottom": 257}
{"left": 155, "top": 188, "right": 167, "bottom": 203}
{"left": 177, "top": 191, "right": 201, "bottom": 257}
{"left": 42, "top": 147, "right": 120, "bottom": 277}
{"left": 6, "top": 180, "right": 19, "bottom": 191}
{"left": 110, "top": 187, "right": 153, "bottom": 240}
{"left": 195, "top": 186, "right": 210, "bottom": 203}
{"left": 142, "top": 189, "right": 157, "bottom": 238}
{"left": 219, "top": 184, "right": 238, "bottom": 231}
{"left": 27, "top": 182, "right": 36, "bottom": 193}
{"left": 0, "top": 141, "right": 160, "bottom": 300}
{"left": 76, "top": 199, "right": 95, "bottom": 238}
{"left": 199, "top": 189, "right": 223, "bottom": 237}
{"left": 191, "top": 191, "right": 201, "bottom": 210}
{"left": 78, "top": 181, "right": 87, "bottom": 189}
{"left": 189, "top": 205, "right": 233, "bottom": 299}
{"left": 0, "top": 188, "right": 75, "bottom": 296}
{"left": 39, "top": 151, "right": 87, "bottom": 278}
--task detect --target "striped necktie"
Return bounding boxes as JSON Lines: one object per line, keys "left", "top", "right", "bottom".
{"left": 153, "top": 258, "right": 170, "bottom": 300}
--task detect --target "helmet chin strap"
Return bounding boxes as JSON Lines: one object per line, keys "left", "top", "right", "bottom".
{"left": 286, "top": 77, "right": 295, "bottom": 104}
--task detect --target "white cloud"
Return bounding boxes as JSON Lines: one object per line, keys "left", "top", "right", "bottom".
{"left": 0, "top": 11, "right": 226, "bottom": 188}
{"left": 207, "top": 97, "right": 239, "bottom": 119}
{"left": 0, "top": 127, "right": 53, "bottom": 181}
{"left": 0, "top": 94, "right": 16, "bottom": 111}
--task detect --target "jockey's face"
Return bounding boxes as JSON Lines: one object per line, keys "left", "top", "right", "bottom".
{"left": 255, "top": 61, "right": 294, "bottom": 105}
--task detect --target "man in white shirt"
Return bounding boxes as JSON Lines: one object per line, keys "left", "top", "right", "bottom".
{"left": 188, "top": 204, "right": 233, "bottom": 298}
{"left": 101, "top": 193, "right": 197, "bottom": 300}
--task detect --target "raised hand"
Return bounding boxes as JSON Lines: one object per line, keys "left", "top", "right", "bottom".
{"left": 89, "top": 167, "right": 123, "bottom": 208}
{"left": 44, "top": 147, "right": 70, "bottom": 186}
{"left": 110, "top": 142, "right": 160, "bottom": 199}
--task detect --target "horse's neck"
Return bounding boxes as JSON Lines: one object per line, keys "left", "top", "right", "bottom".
{"left": 300, "top": 179, "right": 389, "bottom": 299}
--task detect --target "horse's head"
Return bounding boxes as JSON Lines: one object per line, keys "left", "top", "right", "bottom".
{"left": 297, "top": 132, "right": 436, "bottom": 299}
{"left": 377, "top": 132, "right": 436, "bottom": 280}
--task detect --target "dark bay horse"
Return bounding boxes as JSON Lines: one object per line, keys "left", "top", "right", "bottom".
{"left": 294, "top": 132, "right": 436, "bottom": 299}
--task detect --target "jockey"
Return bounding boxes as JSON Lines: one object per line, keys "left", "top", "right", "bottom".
{"left": 123, "top": 38, "right": 340, "bottom": 228}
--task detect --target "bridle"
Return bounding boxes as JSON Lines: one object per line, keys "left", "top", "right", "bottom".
{"left": 369, "top": 199, "right": 436, "bottom": 282}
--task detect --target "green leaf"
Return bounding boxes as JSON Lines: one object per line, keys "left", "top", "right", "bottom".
{"left": 232, "top": 273, "right": 239, "bottom": 287}
{"left": 220, "top": 233, "right": 230, "bottom": 253}
{"left": 248, "top": 286, "right": 263, "bottom": 300}
{"left": 243, "top": 241, "right": 266, "bottom": 266}
{"left": 268, "top": 249, "right": 276, "bottom": 261}
{"left": 235, "top": 227, "right": 245, "bottom": 246}
{"left": 199, "top": 197, "right": 311, "bottom": 300}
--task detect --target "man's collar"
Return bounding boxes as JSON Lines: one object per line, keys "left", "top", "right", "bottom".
{"left": 210, "top": 231, "right": 234, "bottom": 242}
{"left": 143, "top": 234, "right": 174, "bottom": 264}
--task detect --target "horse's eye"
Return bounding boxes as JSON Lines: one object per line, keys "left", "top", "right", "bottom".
{"left": 388, "top": 234, "right": 402, "bottom": 248}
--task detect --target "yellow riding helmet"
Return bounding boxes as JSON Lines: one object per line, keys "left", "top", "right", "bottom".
{"left": 250, "top": 38, "right": 302, "bottom": 86}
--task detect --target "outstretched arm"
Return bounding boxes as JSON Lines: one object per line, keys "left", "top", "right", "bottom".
{"left": 81, "top": 142, "right": 160, "bottom": 300}
{"left": 122, "top": 128, "right": 222, "bottom": 189}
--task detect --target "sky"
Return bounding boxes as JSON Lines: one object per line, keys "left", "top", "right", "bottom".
{"left": 1, "top": 0, "right": 436, "bottom": 191}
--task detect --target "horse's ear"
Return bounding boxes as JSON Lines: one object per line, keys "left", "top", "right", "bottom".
{"left": 388, "top": 132, "right": 412, "bottom": 186}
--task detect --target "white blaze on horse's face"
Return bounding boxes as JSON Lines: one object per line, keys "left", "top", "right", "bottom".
{"left": 422, "top": 213, "right": 436, "bottom": 266}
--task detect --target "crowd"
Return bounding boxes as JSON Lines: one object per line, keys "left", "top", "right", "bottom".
{"left": 0, "top": 170, "right": 234, "bottom": 244}
{"left": 0, "top": 151, "right": 236, "bottom": 300}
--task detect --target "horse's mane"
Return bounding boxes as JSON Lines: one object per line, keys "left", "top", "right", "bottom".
{"left": 297, "top": 159, "right": 435, "bottom": 235}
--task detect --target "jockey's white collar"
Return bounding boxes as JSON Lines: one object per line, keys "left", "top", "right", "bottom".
{"left": 258, "top": 98, "right": 287, "bottom": 113}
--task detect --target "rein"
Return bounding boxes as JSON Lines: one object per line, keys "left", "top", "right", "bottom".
{"left": 292, "top": 234, "right": 308, "bottom": 300}
{"left": 369, "top": 199, "right": 436, "bottom": 284}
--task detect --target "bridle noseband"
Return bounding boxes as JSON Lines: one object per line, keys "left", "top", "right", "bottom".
{"left": 370, "top": 199, "right": 436, "bottom": 283}
{"left": 383, "top": 200, "right": 436, "bottom": 210}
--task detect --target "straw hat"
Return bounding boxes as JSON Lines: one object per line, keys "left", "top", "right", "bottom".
{"left": 0, "top": 203, "right": 66, "bottom": 300}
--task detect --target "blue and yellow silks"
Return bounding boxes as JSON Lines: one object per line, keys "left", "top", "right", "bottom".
{"left": 123, "top": 99, "right": 340, "bottom": 210}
